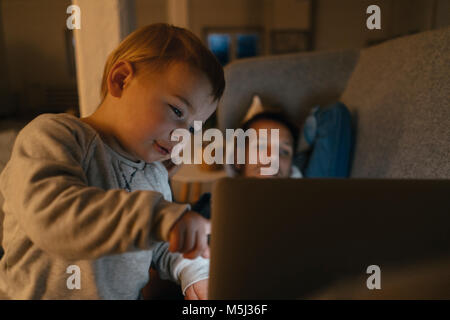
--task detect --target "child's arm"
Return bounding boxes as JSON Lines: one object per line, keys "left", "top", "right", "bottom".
{"left": 151, "top": 240, "right": 209, "bottom": 297}
{"left": 0, "top": 115, "right": 189, "bottom": 260}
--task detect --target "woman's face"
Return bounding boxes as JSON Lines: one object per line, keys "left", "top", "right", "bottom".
{"left": 242, "top": 119, "right": 294, "bottom": 178}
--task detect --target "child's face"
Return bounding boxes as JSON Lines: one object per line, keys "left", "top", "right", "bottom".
{"left": 111, "top": 61, "right": 217, "bottom": 163}
{"left": 242, "top": 119, "right": 294, "bottom": 178}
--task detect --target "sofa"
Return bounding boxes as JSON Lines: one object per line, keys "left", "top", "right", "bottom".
{"left": 215, "top": 26, "right": 450, "bottom": 299}
{"left": 218, "top": 26, "right": 450, "bottom": 179}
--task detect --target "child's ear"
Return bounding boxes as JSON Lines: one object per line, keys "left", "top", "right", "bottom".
{"left": 108, "top": 61, "right": 134, "bottom": 98}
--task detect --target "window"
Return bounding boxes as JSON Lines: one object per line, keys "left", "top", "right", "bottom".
{"left": 205, "top": 28, "right": 263, "bottom": 66}
{"left": 207, "top": 34, "right": 231, "bottom": 66}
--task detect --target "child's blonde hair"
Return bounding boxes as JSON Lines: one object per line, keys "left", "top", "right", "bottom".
{"left": 101, "top": 23, "right": 225, "bottom": 102}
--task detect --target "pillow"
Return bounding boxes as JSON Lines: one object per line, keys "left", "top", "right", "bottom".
{"left": 241, "top": 95, "right": 265, "bottom": 123}
{"left": 241, "top": 95, "right": 279, "bottom": 123}
{"left": 294, "top": 102, "right": 354, "bottom": 178}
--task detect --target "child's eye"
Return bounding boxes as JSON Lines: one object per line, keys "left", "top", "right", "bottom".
{"left": 169, "top": 105, "right": 183, "bottom": 118}
{"left": 280, "top": 148, "right": 292, "bottom": 157}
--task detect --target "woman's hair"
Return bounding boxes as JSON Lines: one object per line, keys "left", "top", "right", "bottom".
{"left": 100, "top": 23, "right": 225, "bottom": 102}
{"left": 241, "top": 111, "right": 300, "bottom": 150}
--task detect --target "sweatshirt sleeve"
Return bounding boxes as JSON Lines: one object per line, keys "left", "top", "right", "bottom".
{"left": 0, "top": 115, "right": 189, "bottom": 261}
{"left": 151, "top": 242, "right": 209, "bottom": 295}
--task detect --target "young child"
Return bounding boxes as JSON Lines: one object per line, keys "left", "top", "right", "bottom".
{"left": 0, "top": 23, "right": 224, "bottom": 299}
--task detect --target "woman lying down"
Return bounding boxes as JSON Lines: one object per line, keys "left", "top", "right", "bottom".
{"left": 232, "top": 110, "right": 302, "bottom": 179}
{"left": 192, "top": 95, "right": 354, "bottom": 218}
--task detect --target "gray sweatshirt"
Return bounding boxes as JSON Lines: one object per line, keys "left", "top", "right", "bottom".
{"left": 0, "top": 113, "right": 209, "bottom": 299}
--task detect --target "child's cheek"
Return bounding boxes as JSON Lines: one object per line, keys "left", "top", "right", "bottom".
{"left": 142, "top": 108, "right": 166, "bottom": 131}
{"left": 154, "top": 116, "right": 177, "bottom": 138}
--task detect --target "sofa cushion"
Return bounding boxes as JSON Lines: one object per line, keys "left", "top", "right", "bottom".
{"left": 341, "top": 27, "right": 450, "bottom": 178}
{"left": 218, "top": 49, "right": 359, "bottom": 132}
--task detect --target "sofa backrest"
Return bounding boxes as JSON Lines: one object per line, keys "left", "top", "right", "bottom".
{"left": 218, "top": 49, "right": 359, "bottom": 132}
{"left": 341, "top": 27, "right": 450, "bottom": 179}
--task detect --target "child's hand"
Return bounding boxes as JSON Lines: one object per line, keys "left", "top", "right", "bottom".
{"left": 185, "top": 279, "right": 208, "bottom": 300}
{"left": 168, "top": 211, "right": 210, "bottom": 259}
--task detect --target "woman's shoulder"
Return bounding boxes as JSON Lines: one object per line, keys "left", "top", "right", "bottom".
{"left": 290, "top": 165, "right": 303, "bottom": 178}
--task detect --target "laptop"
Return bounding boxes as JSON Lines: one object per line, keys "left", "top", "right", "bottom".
{"left": 208, "top": 178, "right": 450, "bottom": 299}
